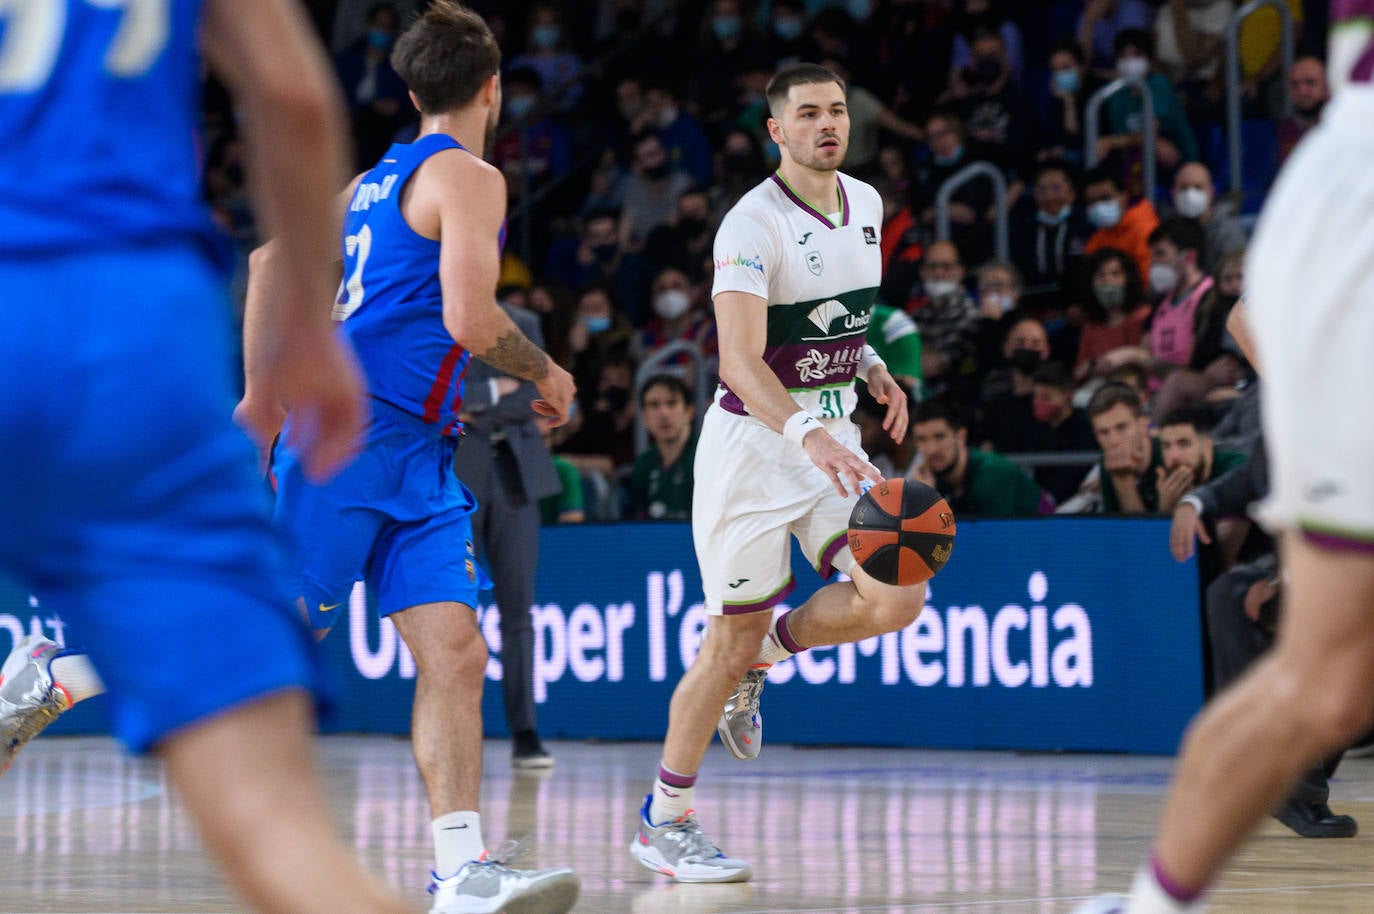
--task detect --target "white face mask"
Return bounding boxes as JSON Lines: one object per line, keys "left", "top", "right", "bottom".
{"left": 1174, "top": 186, "right": 1210, "bottom": 219}
{"left": 983, "top": 292, "right": 1014, "bottom": 314}
{"left": 656, "top": 105, "right": 679, "bottom": 129}
{"left": 925, "top": 279, "right": 959, "bottom": 299}
{"left": 1118, "top": 57, "right": 1149, "bottom": 81}
{"left": 1149, "top": 262, "right": 1179, "bottom": 295}
{"left": 653, "top": 288, "right": 691, "bottom": 320}
{"left": 1088, "top": 199, "right": 1123, "bottom": 229}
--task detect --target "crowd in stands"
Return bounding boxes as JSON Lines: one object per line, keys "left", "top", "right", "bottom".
{"left": 201, "top": 0, "right": 1331, "bottom": 525}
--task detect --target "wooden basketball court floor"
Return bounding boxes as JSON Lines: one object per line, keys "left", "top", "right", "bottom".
{"left": 3, "top": 737, "right": 1373, "bottom": 913}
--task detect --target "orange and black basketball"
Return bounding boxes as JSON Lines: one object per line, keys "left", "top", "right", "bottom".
{"left": 848, "top": 479, "right": 956, "bottom": 586}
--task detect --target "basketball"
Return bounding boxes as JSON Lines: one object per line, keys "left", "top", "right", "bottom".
{"left": 847, "top": 479, "right": 956, "bottom": 586}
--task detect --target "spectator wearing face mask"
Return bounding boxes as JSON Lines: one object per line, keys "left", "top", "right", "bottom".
{"left": 549, "top": 209, "right": 650, "bottom": 322}
{"left": 941, "top": 30, "right": 1031, "bottom": 178}
{"left": 765, "top": 0, "right": 816, "bottom": 69}
{"left": 690, "top": 0, "right": 769, "bottom": 133}
{"left": 1011, "top": 158, "right": 1093, "bottom": 313}
{"left": 558, "top": 355, "right": 639, "bottom": 480}
{"left": 908, "top": 241, "right": 981, "bottom": 398}
{"left": 973, "top": 259, "right": 1027, "bottom": 380}
{"left": 949, "top": 0, "right": 1025, "bottom": 83}
{"left": 981, "top": 316, "right": 1051, "bottom": 453}
{"left": 635, "top": 267, "right": 716, "bottom": 369}
{"left": 508, "top": 3, "right": 582, "bottom": 105}
{"left": 1083, "top": 166, "right": 1158, "bottom": 284}
{"left": 1097, "top": 28, "right": 1199, "bottom": 173}
{"left": 1075, "top": 246, "right": 1152, "bottom": 383}
{"left": 1078, "top": 0, "right": 1156, "bottom": 71}
{"left": 913, "top": 110, "right": 998, "bottom": 264}
{"left": 620, "top": 132, "right": 694, "bottom": 254}
{"left": 489, "top": 66, "right": 572, "bottom": 200}
{"left": 1040, "top": 41, "right": 1104, "bottom": 166}
{"left": 1152, "top": 247, "right": 1251, "bottom": 418}
{"left": 643, "top": 80, "right": 714, "bottom": 187}
{"left": 333, "top": 2, "right": 410, "bottom": 169}
{"left": 567, "top": 284, "right": 635, "bottom": 398}
{"left": 1027, "top": 362, "right": 1099, "bottom": 503}
{"left": 643, "top": 187, "right": 716, "bottom": 280}
{"left": 1278, "top": 56, "right": 1329, "bottom": 164}
{"left": 1169, "top": 161, "right": 1244, "bottom": 272}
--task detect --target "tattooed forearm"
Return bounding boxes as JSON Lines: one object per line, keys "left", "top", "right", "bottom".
{"left": 477, "top": 329, "right": 550, "bottom": 381}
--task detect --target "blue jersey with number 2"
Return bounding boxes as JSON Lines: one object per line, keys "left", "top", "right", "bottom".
{"left": 335, "top": 134, "right": 479, "bottom": 435}
{"left": 0, "top": 0, "right": 219, "bottom": 261}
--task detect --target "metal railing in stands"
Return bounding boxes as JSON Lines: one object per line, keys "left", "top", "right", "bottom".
{"left": 934, "top": 161, "right": 1009, "bottom": 261}
{"left": 1225, "top": 0, "right": 1294, "bottom": 200}
{"left": 632, "top": 340, "right": 711, "bottom": 456}
{"left": 1084, "top": 73, "right": 1156, "bottom": 202}
{"left": 1001, "top": 451, "right": 1101, "bottom": 470}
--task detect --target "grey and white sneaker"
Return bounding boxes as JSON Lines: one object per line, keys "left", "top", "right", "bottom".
{"left": 428, "top": 841, "right": 579, "bottom": 914}
{"left": 630, "top": 795, "right": 752, "bottom": 884}
{"left": 716, "top": 666, "right": 767, "bottom": 761}
{"left": 0, "top": 636, "right": 72, "bottom": 776}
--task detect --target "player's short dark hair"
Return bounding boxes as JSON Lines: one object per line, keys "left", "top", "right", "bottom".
{"left": 639, "top": 374, "right": 692, "bottom": 406}
{"left": 911, "top": 399, "right": 966, "bottom": 431}
{"left": 392, "top": 1, "right": 501, "bottom": 115}
{"left": 765, "top": 63, "right": 845, "bottom": 117}
{"left": 1087, "top": 382, "right": 1144, "bottom": 419}
{"left": 1158, "top": 407, "right": 1214, "bottom": 436}
{"left": 1149, "top": 216, "right": 1206, "bottom": 259}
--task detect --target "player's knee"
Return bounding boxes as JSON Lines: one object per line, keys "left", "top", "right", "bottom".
{"left": 699, "top": 628, "right": 765, "bottom": 681}
{"left": 1270, "top": 659, "right": 1374, "bottom": 753}
{"left": 411, "top": 624, "right": 488, "bottom": 686}
{"left": 862, "top": 583, "right": 927, "bottom": 634}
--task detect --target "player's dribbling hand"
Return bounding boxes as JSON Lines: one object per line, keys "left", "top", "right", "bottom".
{"left": 532, "top": 358, "right": 577, "bottom": 428}
{"left": 866, "top": 367, "right": 909, "bottom": 444}
{"left": 803, "top": 428, "right": 883, "bottom": 497}
{"left": 233, "top": 392, "right": 288, "bottom": 476}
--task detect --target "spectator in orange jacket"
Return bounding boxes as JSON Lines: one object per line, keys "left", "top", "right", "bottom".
{"left": 1083, "top": 165, "right": 1159, "bottom": 283}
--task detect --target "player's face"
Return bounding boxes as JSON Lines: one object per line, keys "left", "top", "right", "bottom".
{"left": 1091, "top": 403, "right": 1147, "bottom": 464}
{"left": 641, "top": 387, "right": 692, "bottom": 443}
{"left": 1160, "top": 425, "right": 1209, "bottom": 480}
{"left": 913, "top": 419, "right": 964, "bottom": 475}
{"left": 770, "top": 82, "right": 849, "bottom": 172}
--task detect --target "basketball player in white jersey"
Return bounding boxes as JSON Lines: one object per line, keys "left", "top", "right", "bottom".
{"left": 1075, "top": 6, "right": 1374, "bottom": 912}
{"left": 629, "top": 64, "right": 922, "bottom": 883}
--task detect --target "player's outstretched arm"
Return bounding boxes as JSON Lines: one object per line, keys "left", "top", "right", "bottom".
{"left": 434, "top": 158, "right": 576, "bottom": 424}
{"left": 205, "top": 0, "right": 366, "bottom": 482}
{"left": 716, "top": 290, "right": 880, "bottom": 496}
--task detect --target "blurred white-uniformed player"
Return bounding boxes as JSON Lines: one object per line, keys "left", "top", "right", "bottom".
{"left": 628, "top": 63, "right": 924, "bottom": 883}
{"left": 1074, "top": 4, "right": 1374, "bottom": 913}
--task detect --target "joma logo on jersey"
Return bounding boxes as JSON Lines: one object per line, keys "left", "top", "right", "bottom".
{"left": 714, "top": 252, "right": 764, "bottom": 273}
{"left": 350, "top": 173, "right": 399, "bottom": 212}
{"left": 806, "top": 299, "right": 871, "bottom": 334}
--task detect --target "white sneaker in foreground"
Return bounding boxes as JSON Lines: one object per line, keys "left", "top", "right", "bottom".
{"left": 629, "top": 794, "right": 752, "bottom": 884}
{"left": 428, "top": 843, "right": 579, "bottom": 914}
{"left": 0, "top": 636, "right": 73, "bottom": 776}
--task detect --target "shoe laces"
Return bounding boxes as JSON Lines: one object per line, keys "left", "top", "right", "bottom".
{"left": 661, "top": 813, "right": 724, "bottom": 861}
{"left": 738, "top": 668, "right": 767, "bottom": 714}
{"left": 428, "top": 837, "right": 534, "bottom": 894}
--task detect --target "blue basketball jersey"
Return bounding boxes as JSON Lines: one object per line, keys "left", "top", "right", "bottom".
{"left": 335, "top": 134, "right": 479, "bottom": 435}
{"left": 0, "top": 0, "right": 221, "bottom": 261}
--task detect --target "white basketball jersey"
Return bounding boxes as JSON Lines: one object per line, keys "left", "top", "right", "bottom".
{"left": 711, "top": 171, "right": 883, "bottom": 422}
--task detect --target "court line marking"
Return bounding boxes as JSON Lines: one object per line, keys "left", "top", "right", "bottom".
{"left": 714, "top": 881, "right": 1374, "bottom": 913}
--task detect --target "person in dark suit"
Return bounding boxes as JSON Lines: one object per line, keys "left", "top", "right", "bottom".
{"left": 454, "top": 302, "right": 563, "bottom": 768}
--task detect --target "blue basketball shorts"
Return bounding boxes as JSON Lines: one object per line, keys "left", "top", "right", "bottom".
{"left": 272, "top": 398, "right": 485, "bottom": 635}
{"left": 0, "top": 246, "right": 317, "bottom": 752}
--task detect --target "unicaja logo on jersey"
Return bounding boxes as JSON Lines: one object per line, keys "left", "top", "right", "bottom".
{"left": 714, "top": 253, "right": 764, "bottom": 273}
{"left": 806, "top": 300, "right": 871, "bottom": 336}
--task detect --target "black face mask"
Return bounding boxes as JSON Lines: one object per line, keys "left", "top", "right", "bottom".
{"left": 678, "top": 217, "right": 707, "bottom": 237}
{"left": 1296, "top": 100, "right": 1325, "bottom": 119}
{"left": 645, "top": 161, "right": 671, "bottom": 180}
{"left": 1217, "top": 292, "right": 1241, "bottom": 312}
{"left": 591, "top": 243, "right": 618, "bottom": 264}
{"left": 1008, "top": 347, "right": 1043, "bottom": 374}
{"left": 723, "top": 152, "right": 755, "bottom": 176}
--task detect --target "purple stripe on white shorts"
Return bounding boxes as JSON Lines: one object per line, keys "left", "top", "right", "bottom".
{"left": 1302, "top": 529, "right": 1374, "bottom": 555}
{"left": 721, "top": 578, "right": 797, "bottom": 615}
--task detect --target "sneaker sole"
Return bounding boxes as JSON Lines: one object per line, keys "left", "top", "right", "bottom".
{"left": 715, "top": 719, "right": 760, "bottom": 762}
{"left": 430, "top": 873, "right": 580, "bottom": 914}
{"left": 512, "top": 756, "right": 555, "bottom": 770}
{"left": 629, "top": 839, "right": 752, "bottom": 884}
